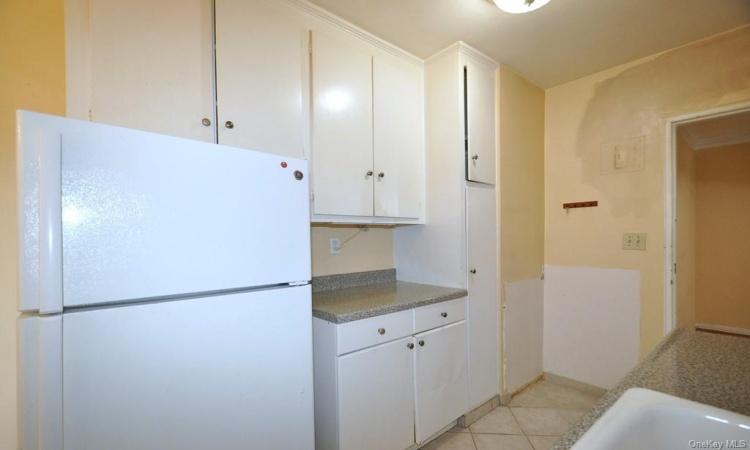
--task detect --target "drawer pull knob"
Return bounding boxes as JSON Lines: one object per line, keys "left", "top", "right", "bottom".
{"left": 378, "top": 328, "right": 386, "bottom": 335}
{"left": 470, "top": 269, "right": 477, "bottom": 274}
{"left": 418, "top": 340, "right": 425, "bottom": 347}
{"left": 407, "top": 343, "right": 414, "bottom": 349}
{"left": 441, "top": 312, "right": 448, "bottom": 318}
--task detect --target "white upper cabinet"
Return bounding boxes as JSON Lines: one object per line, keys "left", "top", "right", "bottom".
{"left": 465, "top": 60, "right": 496, "bottom": 185}
{"left": 311, "top": 32, "right": 374, "bottom": 217}
{"left": 311, "top": 31, "right": 424, "bottom": 223}
{"left": 89, "top": 0, "right": 216, "bottom": 143}
{"left": 215, "top": 0, "right": 307, "bottom": 157}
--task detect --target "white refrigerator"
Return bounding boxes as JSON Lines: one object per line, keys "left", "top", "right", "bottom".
{"left": 16, "top": 111, "right": 315, "bottom": 450}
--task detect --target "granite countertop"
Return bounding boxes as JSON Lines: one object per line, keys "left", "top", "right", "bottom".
{"left": 552, "top": 328, "right": 750, "bottom": 449}
{"left": 312, "top": 269, "right": 468, "bottom": 324}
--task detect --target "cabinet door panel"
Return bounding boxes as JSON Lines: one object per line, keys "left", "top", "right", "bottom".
{"left": 337, "top": 337, "right": 414, "bottom": 450}
{"left": 215, "top": 0, "right": 306, "bottom": 157}
{"left": 465, "top": 61, "right": 496, "bottom": 185}
{"left": 373, "top": 56, "right": 423, "bottom": 219}
{"left": 90, "top": 0, "right": 215, "bottom": 142}
{"left": 414, "top": 321, "right": 468, "bottom": 443}
{"left": 466, "top": 186, "right": 499, "bottom": 408}
{"left": 311, "top": 32, "right": 374, "bottom": 217}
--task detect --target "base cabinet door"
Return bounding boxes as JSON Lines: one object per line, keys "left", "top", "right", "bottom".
{"left": 337, "top": 337, "right": 415, "bottom": 450}
{"left": 414, "top": 321, "right": 469, "bottom": 443}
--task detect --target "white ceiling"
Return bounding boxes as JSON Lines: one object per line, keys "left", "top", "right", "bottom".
{"left": 679, "top": 110, "right": 750, "bottom": 150}
{"left": 305, "top": 0, "right": 750, "bottom": 88}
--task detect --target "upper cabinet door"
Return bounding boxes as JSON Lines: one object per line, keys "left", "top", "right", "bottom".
{"left": 373, "top": 56, "right": 423, "bottom": 219}
{"left": 215, "top": 0, "right": 307, "bottom": 158}
{"left": 311, "top": 32, "right": 374, "bottom": 217}
{"left": 89, "top": 0, "right": 215, "bottom": 142}
{"left": 465, "top": 60, "right": 496, "bottom": 185}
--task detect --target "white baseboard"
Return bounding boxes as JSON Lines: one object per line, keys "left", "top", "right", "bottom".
{"left": 695, "top": 323, "right": 750, "bottom": 336}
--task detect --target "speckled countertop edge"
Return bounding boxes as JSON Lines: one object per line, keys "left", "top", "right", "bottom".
{"left": 551, "top": 328, "right": 750, "bottom": 449}
{"left": 311, "top": 270, "right": 467, "bottom": 324}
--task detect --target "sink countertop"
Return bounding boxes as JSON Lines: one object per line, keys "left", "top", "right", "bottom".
{"left": 312, "top": 269, "right": 467, "bottom": 324}
{"left": 552, "top": 328, "right": 750, "bottom": 449}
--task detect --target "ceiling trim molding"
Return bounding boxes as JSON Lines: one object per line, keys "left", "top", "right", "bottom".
{"left": 279, "top": 0, "right": 424, "bottom": 67}
{"left": 426, "top": 41, "right": 499, "bottom": 68}
{"left": 678, "top": 122, "right": 750, "bottom": 151}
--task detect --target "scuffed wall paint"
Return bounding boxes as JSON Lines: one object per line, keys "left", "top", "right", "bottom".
{"left": 545, "top": 26, "right": 750, "bottom": 356}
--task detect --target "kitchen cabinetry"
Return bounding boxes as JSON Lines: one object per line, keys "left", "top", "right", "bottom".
{"left": 313, "top": 298, "right": 468, "bottom": 450}
{"left": 75, "top": 0, "right": 307, "bottom": 157}
{"left": 395, "top": 42, "right": 500, "bottom": 411}
{"left": 465, "top": 60, "right": 496, "bottom": 185}
{"left": 310, "top": 31, "right": 424, "bottom": 223}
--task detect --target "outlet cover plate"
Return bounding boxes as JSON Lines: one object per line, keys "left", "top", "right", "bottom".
{"left": 622, "top": 233, "right": 647, "bottom": 250}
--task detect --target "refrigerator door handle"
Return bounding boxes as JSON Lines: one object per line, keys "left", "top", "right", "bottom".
{"left": 38, "top": 130, "right": 63, "bottom": 314}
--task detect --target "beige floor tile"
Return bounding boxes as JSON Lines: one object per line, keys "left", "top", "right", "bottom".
{"left": 473, "top": 434, "right": 533, "bottom": 450}
{"left": 527, "top": 435, "right": 562, "bottom": 450}
{"left": 509, "top": 382, "right": 601, "bottom": 409}
{"left": 469, "top": 407, "right": 524, "bottom": 435}
{"left": 421, "top": 431, "right": 476, "bottom": 450}
{"left": 448, "top": 424, "right": 471, "bottom": 433}
{"left": 509, "top": 407, "right": 575, "bottom": 436}
{"left": 556, "top": 408, "right": 589, "bottom": 426}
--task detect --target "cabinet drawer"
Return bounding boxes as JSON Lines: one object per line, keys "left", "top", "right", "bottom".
{"left": 337, "top": 310, "right": 414, "bottom": 355}
{"left": 414, "top": 297, "right": 466, "bottom": 334}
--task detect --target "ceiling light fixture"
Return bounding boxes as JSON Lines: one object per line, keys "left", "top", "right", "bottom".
{"left": 493, "top": 0, "right": 551, "bottom": 14}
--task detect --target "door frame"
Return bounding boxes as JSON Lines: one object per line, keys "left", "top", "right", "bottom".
{"left": 663, "top": 100, "right": 750, "bottom": 335}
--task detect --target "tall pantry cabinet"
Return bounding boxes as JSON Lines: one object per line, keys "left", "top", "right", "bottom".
{"left": 395, "top": 42, "right": 500, "bottom": 411}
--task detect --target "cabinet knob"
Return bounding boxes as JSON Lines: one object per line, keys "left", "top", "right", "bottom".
{"left": 366, "top": 170, "right": 373, "bottom": 177}
{"left": 472, "top": 154, "right": 479, "bottom": 161}
{"left": 225, "top": 121, "right": 234, "bottom": 129}
{"left": 441, "top": 312, "right": 448, "bottom": 318}
{"left": 201, "top": 118, "right": 211, "bottom": 127}
{"left": 407, "top": 343, "right": 414, "bottom": 349}
{"left": 378, "top": 172, "right": 385, "bottom": 178}
{"left": 470, "top": 269, "right": 477, "bottom": 274}
{"left": 418, "top": 340, "right": 425, "bottom": 347}
{"left": 378, "top": 328, "right": 386, "bottom": 335}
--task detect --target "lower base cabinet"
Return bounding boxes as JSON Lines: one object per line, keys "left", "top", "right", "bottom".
{"left": 313, "top": 298, "right": 468, "bottom": 450}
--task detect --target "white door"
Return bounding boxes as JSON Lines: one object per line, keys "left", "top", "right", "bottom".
{"left": 215, "top": 0, "right": 307, "bottom": 157}
{"left": 311, "top": 31, "right": 374, "bottom": 217}
{"left": 465, "top": 60, "right": 496, "bottom": 185}
{"left": 466, "top": 186, "right": 499, "bottom": 408}
{"left": 337, "top": 337, "right": 415, "bottom": 450}
{"left": 18, "top": 112, "right": 310, "bottom": 312}
{"left": 55, "top": 287, "right": 312, "bottom": 450}
{"left": 414, "top": 321, "right": 469, "bottom": 443}
{"left": 89, "top": 0, "right": 215, "bottom": 142}
{"left": 372, "top": 56, "right": 423, "bottom": 219}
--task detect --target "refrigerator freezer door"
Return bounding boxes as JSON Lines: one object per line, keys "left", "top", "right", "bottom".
{"left": 20, "top": 286, "right": 314, "bottom": 450}
{"left": 18, "top": 111, "right": 311, "bottom": 312}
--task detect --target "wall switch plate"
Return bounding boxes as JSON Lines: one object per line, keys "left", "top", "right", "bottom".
{"left": 329, "top": 237, "right": 341, "bottom": 254}
{"left": 600, "top": 137, "right": 645, "bottom": 175}
{"left": 622, "top": 233, "right": 646, "bottom": 250}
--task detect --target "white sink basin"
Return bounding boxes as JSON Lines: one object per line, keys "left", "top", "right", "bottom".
{"left": 571, "top": 388, "right": 750, "bottom": 450}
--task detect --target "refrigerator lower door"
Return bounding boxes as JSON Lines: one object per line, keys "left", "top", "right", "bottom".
{"left": 19, "top": 286, "right": 314, "bottom": 450}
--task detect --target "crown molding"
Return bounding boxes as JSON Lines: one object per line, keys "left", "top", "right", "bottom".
{"left": 426, "top": 41, "right": 499, "bottom": 69}
{"left": 678, "top": 123, "right": 750, "bottom": 151}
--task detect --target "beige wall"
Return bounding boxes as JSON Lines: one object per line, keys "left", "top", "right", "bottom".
{"left": 695, "top": 142, "right": 750, "bottom": 329}
{"left": 545, "top": 26, "right": 750, "bottom": 356}
{"left": 498, "top": 66, "right": 545, "bottom": 283}
{"left": 0, "top": 1, "right": 66, "bottom": 447}
{"left": 311, "top": 226, "right": 394, "bottom": 276}
{"left": 675, "top": 132, "right": 697, "bottom": 328}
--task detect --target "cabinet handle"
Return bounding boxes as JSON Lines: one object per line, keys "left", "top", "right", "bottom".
{"left": 225, "top": 121, "right": 234, "bottom": 129}
{"left": 201, "top": 118, "right": 211, "bottom": 127}
{"left": 366, "top": 170, "right": 373, "bottom": 177}
{"left": 407, "top": 343, "right": 414, "bottom": 349}
{"left": 472, "top": 155, "right": 479, "bottom": 161}
{"left": 441, "top": 312, "right": 448, "bottom": 318}
{"left": 470, "top": 269, "right": 477, "bottom": 274}
{"left": 418, "top": 340, "right": 425, "bottom": 347}
{"left": 377, "top": 172, "right": 385, "bottom": 178}
{"left": 378, "top": 328, "right": 386, "bottom": 335}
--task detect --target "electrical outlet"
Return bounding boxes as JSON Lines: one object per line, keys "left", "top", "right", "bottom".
{"left": 622, "top": 233, "right": 647, "bottom": 250}
{"left": 329, "top": 237, "right": 341, "bottom": 254}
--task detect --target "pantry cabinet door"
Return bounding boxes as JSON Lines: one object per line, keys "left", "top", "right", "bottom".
{"left": 215, "top": 0, "right": 307, "bottom": 158}
{"left": 465, "top": 60, "right": 496, "bottom": 185}
{"left": 311, "top": 31, "right": 374, "bottom": 217}
{"left": 89, "top": 0, "right": 215, "bottom": 142}
{"left": 373, "top": 56, "right": 423, "bottom": 219}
